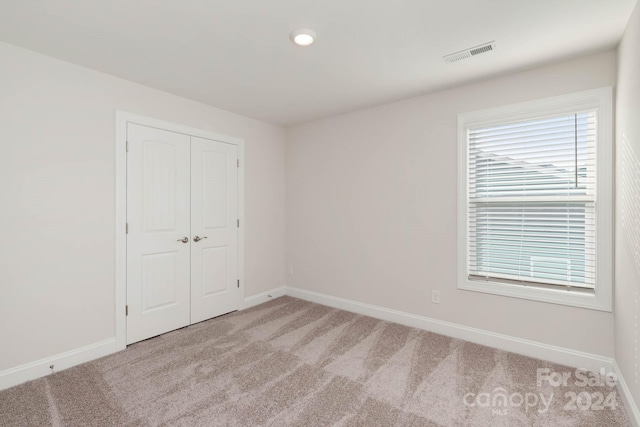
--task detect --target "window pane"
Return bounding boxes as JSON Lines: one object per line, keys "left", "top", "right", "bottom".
{"left": 469, "top": 112, "right": 596, "bottom": 199}
{"left": 469, "top": 201, "right": 595, "bottom": 288}
{"left": 467, "top": 110, "right": 597, "bottom": 289}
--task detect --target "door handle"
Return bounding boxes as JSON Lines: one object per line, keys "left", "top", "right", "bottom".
{"left": 193, "top": 235, "right": 208, "bottom": 242}
{"left": 177, "top": 237, "right": 189, "bottom": 243}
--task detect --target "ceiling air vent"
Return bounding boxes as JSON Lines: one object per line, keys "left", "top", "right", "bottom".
{"left": 443, "top": 41, "right": 496, "bottom": 63}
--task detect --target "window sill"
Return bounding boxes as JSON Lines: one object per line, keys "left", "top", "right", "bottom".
{"left": 457, "top": 278, "right": 612, "bottom": 312}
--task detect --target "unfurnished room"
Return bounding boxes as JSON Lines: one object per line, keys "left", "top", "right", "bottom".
{"left": 1, "top": 0, "right": 639, "bottom": 426}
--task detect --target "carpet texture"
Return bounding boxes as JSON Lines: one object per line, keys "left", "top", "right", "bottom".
{"left": 0, "top": 296, "right": 631, "bottom": 426}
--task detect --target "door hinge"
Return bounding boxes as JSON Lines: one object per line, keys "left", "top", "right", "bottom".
{"left": 237, "top": 219, "right": 239, "bottom": 228}
{"left": 126, "top": 141, "right": 129, "bottom": 152}
{"left": 237, "top": 279, "right": 240, "bottom": 288}
{"left": 126, "top": 223, "right": 129, "bottom": 234}
{"left": 126, "top": 305, "right": 129, "bottom": 316}
{"left": 237, "top": 159, "right": 239, "bottom": 167}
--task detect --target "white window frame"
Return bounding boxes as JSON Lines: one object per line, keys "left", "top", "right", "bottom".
{"left": 457, "top": 87, "right": 612, "bottom": 311}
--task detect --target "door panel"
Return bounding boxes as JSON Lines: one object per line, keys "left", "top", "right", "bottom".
{"left": 143, "top": 141, "right": 179, "bottom": 231}
{"left": 142, "top": 252, "right": 178, "bottom": 311}
{"left": 190, "top": 136, "right": 239, "bottom": 324}
{"left": 201, "top": 150, "right": 228, "bottom": 229}
{"left": 127, "top": 124, "right": 191, "bottom": 344}
{"left": 201, "top": 246, "right": 228, "bottom": 296}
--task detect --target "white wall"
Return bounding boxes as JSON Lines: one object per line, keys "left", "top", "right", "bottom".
{"left": 0, "top": 42, "right": 286, "bottom": 372}
{"left": 286, "top": 50, "right": 617, "bottom": 356}
{"left": 616, "top": 0, "right": 640, "bottom": 408}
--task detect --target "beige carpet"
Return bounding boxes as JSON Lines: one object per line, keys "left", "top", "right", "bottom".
{"left": 0, "top": 296, "right": 631, "bottom": 426}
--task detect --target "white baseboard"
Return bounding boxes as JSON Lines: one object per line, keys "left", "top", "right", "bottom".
{"left": 614, "top": 361, "right": 640, "bottom": 427}
{"left": 0, "top": 338, "right": 122, "bottom": 391}
{"left": 285, "top": 286, "right": 614, "bottom": 373}
{"left": 242, "top": 286, "right": 286, "bottom": 310}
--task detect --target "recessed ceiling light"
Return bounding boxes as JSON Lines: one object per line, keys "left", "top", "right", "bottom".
{"left": 290, "top": 29, "right": 316, "bottom": 46}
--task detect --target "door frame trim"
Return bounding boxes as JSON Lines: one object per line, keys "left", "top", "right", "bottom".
{"left": 115, "top": 111, "right": 246, "bottom": 349}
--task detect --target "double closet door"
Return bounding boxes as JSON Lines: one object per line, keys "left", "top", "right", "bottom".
{"left": 126, "top": 123, "right": 239, "bottom": 344}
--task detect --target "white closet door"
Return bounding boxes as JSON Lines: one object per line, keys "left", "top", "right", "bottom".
{"left": 126, "top": 124, "right": 191, "bottom": 344}
{"left": 190, "top": 137, "right": 239, "bottom": 324}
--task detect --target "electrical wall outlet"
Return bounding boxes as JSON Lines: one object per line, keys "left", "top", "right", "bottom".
{"left": 431, "top": 290, "right": 441, "bottom": 304}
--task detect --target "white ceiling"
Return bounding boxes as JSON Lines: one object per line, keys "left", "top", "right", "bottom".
{"left": 0, "top": 0, "right": 636, "bottom": 126}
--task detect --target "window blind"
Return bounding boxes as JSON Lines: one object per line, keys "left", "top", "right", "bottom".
{"left": 467, "top": 111, "right": 597, "bottom": 289}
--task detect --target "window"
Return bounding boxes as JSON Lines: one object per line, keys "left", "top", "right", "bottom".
{"left": 457, "top": 88, "right": 612, "bottom": 311}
